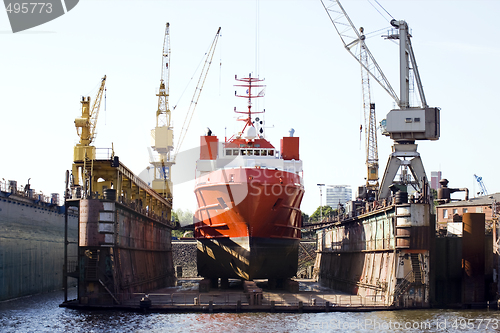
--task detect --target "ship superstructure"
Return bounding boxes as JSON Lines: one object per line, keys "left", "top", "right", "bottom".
{"left": 194, "top": 75, "right": 305, "bottom": 287}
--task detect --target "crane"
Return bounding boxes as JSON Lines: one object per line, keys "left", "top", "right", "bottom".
{"left": 174, "top": 26, "right": 221, "bottom": 158}
{"left": 321, "top": 0, "right": 440, "bottom": 199}
{"left": 150, "top": 25, "right": 221, "bottom": 200}
{"left": 72, "top": 75, "right": 106, "bottom": 189}
{"left": 474, "top": 174, "right": 488, "bottom": 196}
{"left": 150, "top": 23, "right": 174, "bottom": 200}
{"left": 359, "top": 27, "right": 379, "bottom": 192}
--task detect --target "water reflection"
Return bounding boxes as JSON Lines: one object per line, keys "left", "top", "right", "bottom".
{"left": 1, "top": 289, "right": 500, "bottom": 332}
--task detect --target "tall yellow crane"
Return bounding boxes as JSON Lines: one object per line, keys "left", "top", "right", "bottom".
{"left": 359, "top": 27, "right": 379, "bottom": 191}
{"left": 72, "top": 75, "right": 106, "bottom": 190}
{"left": 150, "top": 23, "right": 174, "bottom": 201}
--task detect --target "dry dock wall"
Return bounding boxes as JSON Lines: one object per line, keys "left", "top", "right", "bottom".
{"left": 433, "top": 213, "right": 494, "bottom": 307}
{"left": 315, "top": 203, "right": 432, "bottom": 308}
{"left": 77, "top": 199, "right": 175, "bottom": 305}
{"left": 0, "top": 197, "right": 78, "bottom": 301}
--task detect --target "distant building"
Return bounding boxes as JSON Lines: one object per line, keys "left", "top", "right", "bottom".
{"left": 326, "top": 185, "right": 352, "bottom": 208}
{"left": 431, "top": 171, "right": 442, "bottom": 190}
{"left": 435, "top": 192, "right": 500, "bottom": 235}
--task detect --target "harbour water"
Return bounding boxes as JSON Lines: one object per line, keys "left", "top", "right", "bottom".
{"left": 1, "top": 289, "right": 500, "bottom": 332}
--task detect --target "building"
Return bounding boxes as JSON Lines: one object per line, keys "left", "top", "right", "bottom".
{"left": 325, "top": 185, "right": 352, "bottom": 208}
{"left": 431, "top": 171, "right": 442, "bottom": 190}
{"left": 435, "top": 192, "right": 500, "bottom": 235}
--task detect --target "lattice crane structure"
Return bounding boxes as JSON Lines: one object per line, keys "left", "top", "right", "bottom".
{"left": 322, "top": 0, "right": 440, "bottom": 199}
{"left": 150, "top": 22, "right": 174, "bottom": 201}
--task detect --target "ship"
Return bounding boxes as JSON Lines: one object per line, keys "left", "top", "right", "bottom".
{"left": 194, "top": 74, "right": 305, "bottom": 287}
{"left": 0, "top": 179, "right": 78, "bottom": 301}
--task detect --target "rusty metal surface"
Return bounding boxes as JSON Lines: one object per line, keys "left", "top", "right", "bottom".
{"left": 79, "top": 200, "right": 104, "bottom": 247}
{"left": 462, "top": 213, "right": 485, "bottom": 303}
{"left": 77, "top": 199, "right": 174, "bottom": 305}
{"left": 316, "top": 201, "right": 433, "bottom": 308}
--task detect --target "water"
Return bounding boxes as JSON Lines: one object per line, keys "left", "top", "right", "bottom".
{"left": 1, "top": 289, "right": 500, "bottom": 332}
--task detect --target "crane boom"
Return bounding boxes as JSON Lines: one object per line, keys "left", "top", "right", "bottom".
{"left": 474, "top": 174, "right": 488, "bottom": 196}
{"left": 175, "top": 27, "right": 221, "bottom": 159}
{"left": 322, "top": 0, "right": 441, "bottom": 200}
{"left": 74, "top": 75, "right": 106, "bottom": 160}
{"left": 157, "top": 22, "right": 171, "bottom": 128}
{"left": 72, "top": 75, "right": 107, "bottom": 189}
{"left": 321, "top": 0, "right": 399, "bottom": 106}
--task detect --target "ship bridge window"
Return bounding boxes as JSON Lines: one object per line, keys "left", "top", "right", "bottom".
{"left": 254, "top": 150, "right": 260, "bottom": 156}
{"left": 233, "top": 149, "right": 239, "bottom": 155}
{"left": 255, "top": 144, "right": 261, "bottom": 148}
{"left": 226, "top": 149, "right": 232, "bottom": 156}
{"left": 269, "top": 150, "right": 274, "bottom": 156}
{"left": 261, "top": 150, "right": 267, "bottom": 156}
{"left": 241, "top": 150, "right": 247, "bottom": 156}
{"left": 247, "top": 150, "right": 253, "bottom": 156}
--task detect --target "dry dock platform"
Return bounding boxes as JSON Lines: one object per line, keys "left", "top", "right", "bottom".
{"left": 60, "top": 279, "right": 394, "bottom": 313}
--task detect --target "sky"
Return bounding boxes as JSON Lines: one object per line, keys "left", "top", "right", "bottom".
{"left": 1, "top": 0, "right": 499, "bottom": 216}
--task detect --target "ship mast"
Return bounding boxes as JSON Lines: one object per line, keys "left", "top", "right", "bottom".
{"left": 233, "top": 74, "right": 265, "bottom": 137}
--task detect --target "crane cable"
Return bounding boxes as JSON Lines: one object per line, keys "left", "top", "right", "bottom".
{"left": 174, "top": 28, "right": 221, "bottom": 159}
{"left": 369, "top": 0, "right": 394, "bottom": 22}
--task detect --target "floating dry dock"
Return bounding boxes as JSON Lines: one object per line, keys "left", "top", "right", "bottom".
{"left": 60, "top": 279, "right": 397, "bottom": 313}
{"left": 63, "top": 157, "right": 176, "bottom": 306}
{"left": 314, "top": 193, "right": 433, "bottom": 309}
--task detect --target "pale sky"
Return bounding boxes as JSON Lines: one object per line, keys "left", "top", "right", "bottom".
{"left": 1, "top": 0, "right": 499, "bottom": 215}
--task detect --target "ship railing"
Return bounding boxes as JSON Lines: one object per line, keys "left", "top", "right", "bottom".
{"left": 95, "top": 148, "right": 114, "bottom": 160}
{"left": 0, "top": 179, "right": 58, "bottom": 205}
{"left": 78, "top": 292, "right": 388, "bottom": 308}
{"left": 66, "top": 258, "right": 79, "bottom": 274}
{"left": 121, "top": 292, "right": 251, "bottom": 306}
{"left": 261, "top": 293, "right": 387, "bottom": 307}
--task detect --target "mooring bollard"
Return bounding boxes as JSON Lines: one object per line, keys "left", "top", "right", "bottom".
{"left": 194, "top": 297, "right": 199, "bottom": 305}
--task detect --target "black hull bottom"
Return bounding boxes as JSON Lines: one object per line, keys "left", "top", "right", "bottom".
{"left": 197, "top": 237, "right": 299, "bottom": 280}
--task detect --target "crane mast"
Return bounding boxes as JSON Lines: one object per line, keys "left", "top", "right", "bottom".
{"left": 360, "top": 28, "right": 379, "bottom": 191}
{"left": 151, "top": 22, "right": 174, "bottom": 201}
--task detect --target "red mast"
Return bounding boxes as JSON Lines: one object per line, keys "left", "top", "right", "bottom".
{"left": 234, "top": 74, "right": 265, "bottom": 134}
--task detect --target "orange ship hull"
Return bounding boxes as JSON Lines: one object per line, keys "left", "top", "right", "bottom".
{"left": 194, "top": 167, "right": 304, "bottom": 280}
